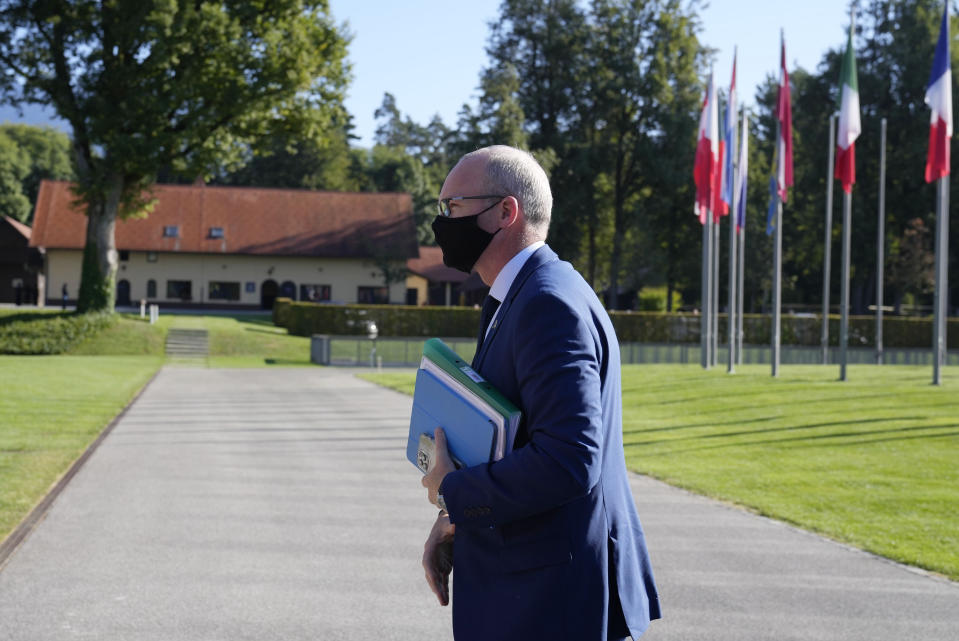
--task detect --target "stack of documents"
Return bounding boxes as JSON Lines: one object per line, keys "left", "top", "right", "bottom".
{"left": 406, "top": 338, "right": 522, "bottom": 473}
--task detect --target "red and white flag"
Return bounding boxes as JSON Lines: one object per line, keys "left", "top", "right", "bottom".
{"left": 776, "top": 34, "right": 794, "bottom": 202}
{"left": 694, "top": 71, "right": 719, "bottom": 224}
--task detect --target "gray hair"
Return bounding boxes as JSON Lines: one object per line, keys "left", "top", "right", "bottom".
{"left": 462, "top": 145, "right": 552, "bottom": 230}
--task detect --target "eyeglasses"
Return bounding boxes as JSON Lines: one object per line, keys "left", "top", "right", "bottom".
{"left": 437, "top": 194, "right": 506, "bottom": 217}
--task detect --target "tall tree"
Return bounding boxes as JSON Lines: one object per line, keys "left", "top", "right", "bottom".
{"left": 483, "top": 0, "right": 590, "bottom": 262}
{"left": 587, "top": 0, "right": 707, "bottom": 308}
{"left": 0, "top": 1, "right": 349, "bottom": 313}
{"left": 365, "top": 93, "right": 454, "bottom": 245}
{"left": 0, "top": 124, "right": 74, "bottom": 222}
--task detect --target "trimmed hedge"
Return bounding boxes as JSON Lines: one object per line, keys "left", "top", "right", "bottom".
{"left": 274, "top": 298, "right": 480, "bottom": 338}
{"left": 272, "top": 298, "right": 958, "bottom": 349}
{"left": 0, "top": 312, "right": 117, "bottom": 355}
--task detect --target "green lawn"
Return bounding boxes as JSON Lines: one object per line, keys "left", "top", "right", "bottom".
{"left": 68, "top": 312, "right": 311, "bottom": 365}
{"left": 159, "top": 313, "right": 312, "bottom": 366}
{"left": 0, "top": 355, "right": 162, "bottom": 541}
{"left": 359, "top": 364, "right": 959, "bottom": 580}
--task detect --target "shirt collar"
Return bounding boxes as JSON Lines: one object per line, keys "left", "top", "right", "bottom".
{"left": 488, "top": 241, "right": 545, "bottom": 302}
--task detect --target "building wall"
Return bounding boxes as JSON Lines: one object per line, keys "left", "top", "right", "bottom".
{"left": 405, "top": 274, "right": 428, "bottom": 306}
{"left": 45, "top": 250, "right": 407, "bottom": 307}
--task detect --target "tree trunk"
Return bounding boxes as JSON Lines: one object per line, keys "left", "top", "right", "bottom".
{"left": 77, "top": 176, "right": 123, "bottom": 314}
{"left": 608, "top": 208, "right": 623, "bottom": 310}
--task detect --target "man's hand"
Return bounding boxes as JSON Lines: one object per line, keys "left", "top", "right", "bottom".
{"left": 422, "top": 511, "right": 455, "bottom": 606}
{"left": 421, "top": 427, "right": 455, "bottom": 508}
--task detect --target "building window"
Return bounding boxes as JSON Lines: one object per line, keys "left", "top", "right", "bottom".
{"left": 357, "top": 286, "right": 389, "bottom": 304}
{"left": 166, "top": 280, "right": 192, "bottom": 300}
{"left": 147, "top": 279, "right": 157, "bottom": 298}
{"left": 147, "top": 251, "right": 158, "bottom": 262}
{"left": 163, "top": 225, "right": 179, "bottom": 238}
{"left": 208, "top": 227, "right": 224, "bottom": 239}
{"left": 118, "top": 250, "right": 130, "bottom": 261}
{"left": 245, "top": 281, "right": 256, "bottom": 294}
{"left": 300, "top": 284, "right": 331, "bottom": 302}
{"left": 209, "top": 281, "right": 240, "bottom": 301}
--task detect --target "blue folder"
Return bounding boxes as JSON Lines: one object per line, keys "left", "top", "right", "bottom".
{"left": 406, "top": 367, "right": 498, "bottom": 472}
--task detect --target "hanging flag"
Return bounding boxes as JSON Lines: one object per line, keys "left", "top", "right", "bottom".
{"left": 720, "top": 51, "right": 738, "bottom": 215}
{"left": 776, "top": 33, "right": 794, "bottom": 201}
{"left": 735, "top": 110, "right": 748, "bottom": 232}
{"left": 835, "top": 20, "right": 861, "bottom": 193}
{"left": 766, "top": 175, "right": 778, "bottom": 235}
{"left": 694, "top": 71, "right": 720, "bottom": 223}
{"left": 925, "top": 4, "right": 952, "bottom": 183}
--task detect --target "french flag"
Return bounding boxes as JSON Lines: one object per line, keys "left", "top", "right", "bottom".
{"left": 925, "top": 4, "right": 952, "bottom": 184}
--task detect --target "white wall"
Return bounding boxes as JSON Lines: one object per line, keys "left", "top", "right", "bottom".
{"left": 46, "top": 250, "right": 407, "bottom": 306}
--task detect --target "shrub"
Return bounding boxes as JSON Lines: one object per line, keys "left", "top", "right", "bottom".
{"left": 0, "top": 313, "right": 117, "bottom": 354}
{"left": 274, "top": 301, "right": 481, "bottom": 338}
{"left": 271, "top": 301, "right": 958, "bottom": 349}
{"left": 637, "top": 287, "right": 682, "bottom": 312}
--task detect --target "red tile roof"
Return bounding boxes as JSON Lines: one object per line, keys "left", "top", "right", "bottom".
{"left": 29, "top": 181, "right": 418, "bottom": 259}
{"left": 406, "top": 245, "right": 468, "bottom": 283}
{"left": 3, "top": 216, "right": 31, "bottom": 240}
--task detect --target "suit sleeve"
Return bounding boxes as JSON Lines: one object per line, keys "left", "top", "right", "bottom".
{"left": 439, "top": 289, "right": 606, "bottom": 530}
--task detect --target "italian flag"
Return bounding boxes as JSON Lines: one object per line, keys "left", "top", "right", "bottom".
{"left": 835, "top": 22, "right": 861, "bottom": 193}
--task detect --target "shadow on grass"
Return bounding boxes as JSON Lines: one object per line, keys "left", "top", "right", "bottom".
{"left": 622, "top": 415, "right": 776, "bottom": 436}
{"left": 629, "top": 422, "right": 959, "bottom": 453}
{"left": 263, "top": 358, "right": 310, "bottom": 366}
{"left": 243, "top": 327, "right": 293, "bottom": 336}
{"left": 628, "top": 415, "right": 927, "bottom": 446}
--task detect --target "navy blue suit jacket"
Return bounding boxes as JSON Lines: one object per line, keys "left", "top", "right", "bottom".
{"left": 440, "top": 245, "right": 660, "bottom": 640}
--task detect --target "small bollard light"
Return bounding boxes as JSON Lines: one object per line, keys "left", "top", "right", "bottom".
{"left": 368, "top": 321, "right": 378, "bottom": 368}
{"left": 140, "top": 299, "right": 146, "bottom": 318}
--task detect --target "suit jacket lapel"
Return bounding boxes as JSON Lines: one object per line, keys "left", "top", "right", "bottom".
{"left": 473, "top": 245, "right": 559, "bottom": 370}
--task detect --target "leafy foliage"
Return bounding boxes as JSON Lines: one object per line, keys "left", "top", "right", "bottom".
{"left": 0, "top": 1, "right": 351, "bottom": 313}
{"left": 0, "top": 312, "right": 116, "bottom": 354}
{"left": 0, "top": 124, "right": 73, "bottom": 223}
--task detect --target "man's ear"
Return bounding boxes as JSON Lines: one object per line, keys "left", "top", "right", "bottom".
{"left": 500, "top": 196, "right": 521, "bottom": 228}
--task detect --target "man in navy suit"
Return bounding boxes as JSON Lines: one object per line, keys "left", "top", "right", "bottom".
{"left": 421, "top": 145, "right": 660, "bottom": 640}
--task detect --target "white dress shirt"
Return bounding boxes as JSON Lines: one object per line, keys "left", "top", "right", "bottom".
{"left": 483, "top": 241, "right": 545, "bottom": 339}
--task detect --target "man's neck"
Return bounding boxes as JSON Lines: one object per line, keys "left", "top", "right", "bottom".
{"left": 477, "top": 231, "right": 545, "bottom": 286}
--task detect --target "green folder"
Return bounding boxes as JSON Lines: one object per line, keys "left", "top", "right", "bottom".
{"left": 421, "top": 338, "right": 522, "bottom": 457}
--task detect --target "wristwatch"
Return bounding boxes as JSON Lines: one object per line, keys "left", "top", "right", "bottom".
{"left": 436, "top": 492, "right": 447, "bottom": 513}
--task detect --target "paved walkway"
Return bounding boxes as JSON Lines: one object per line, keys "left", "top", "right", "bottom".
{"left": 1, "top": 367, "right": 957, "bottom": 640}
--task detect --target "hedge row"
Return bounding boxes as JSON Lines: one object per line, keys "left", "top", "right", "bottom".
{"left": 0, "top": 313, "right": 117, "bottom": 354}
{"left": 272, "top": 298, "right": 959, "bottom": 349}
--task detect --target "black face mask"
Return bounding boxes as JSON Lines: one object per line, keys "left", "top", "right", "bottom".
{"left": 432, "top": 212, "right": 500, "bottom": 273}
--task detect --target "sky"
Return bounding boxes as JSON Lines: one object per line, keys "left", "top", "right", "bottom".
{"left": 0, "top": 1, "right": 855, "bottom": 147}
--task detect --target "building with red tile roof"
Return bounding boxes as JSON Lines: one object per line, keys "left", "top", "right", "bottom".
{"left": 1, "top": 216, "right": 44, "bottom": 305}
{"left": 29, "top": 180, "right": 418, "bottom": 308}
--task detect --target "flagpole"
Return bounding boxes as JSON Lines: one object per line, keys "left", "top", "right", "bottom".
{"left": 772, "top": 118, "right": 783, "bottom": 378}
{"left": 839, "top": 189, "right": 852, "bottom": 381}
{"left": 701, "top": 210, "right": 711, "bottom": 369}
{"left": 728, "top": 134, "right": 739, "bottom": 374}
{"left": 876, "top": 117, "right": 887, "bottom": 365}
{"left": 822, "top": 113, "right": 837, "bottom": 365}
{"left": 713, "top": 217, "right": 720, "bottom": 366}
{"left": 737, "top": 111, "right": 748, "bottom": 366}
{"left": 933, "top": 174, "right": 949, "bottom": 385}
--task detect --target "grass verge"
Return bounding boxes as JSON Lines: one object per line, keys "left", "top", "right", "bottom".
{"left": 358, "top": 364, "right": 959, "bottom": 580}
{"left": 0, "top": 355, "right": 163, "bottom": 542}
{"left": 161, "top": 314, "right": 311, "bottom": 366}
